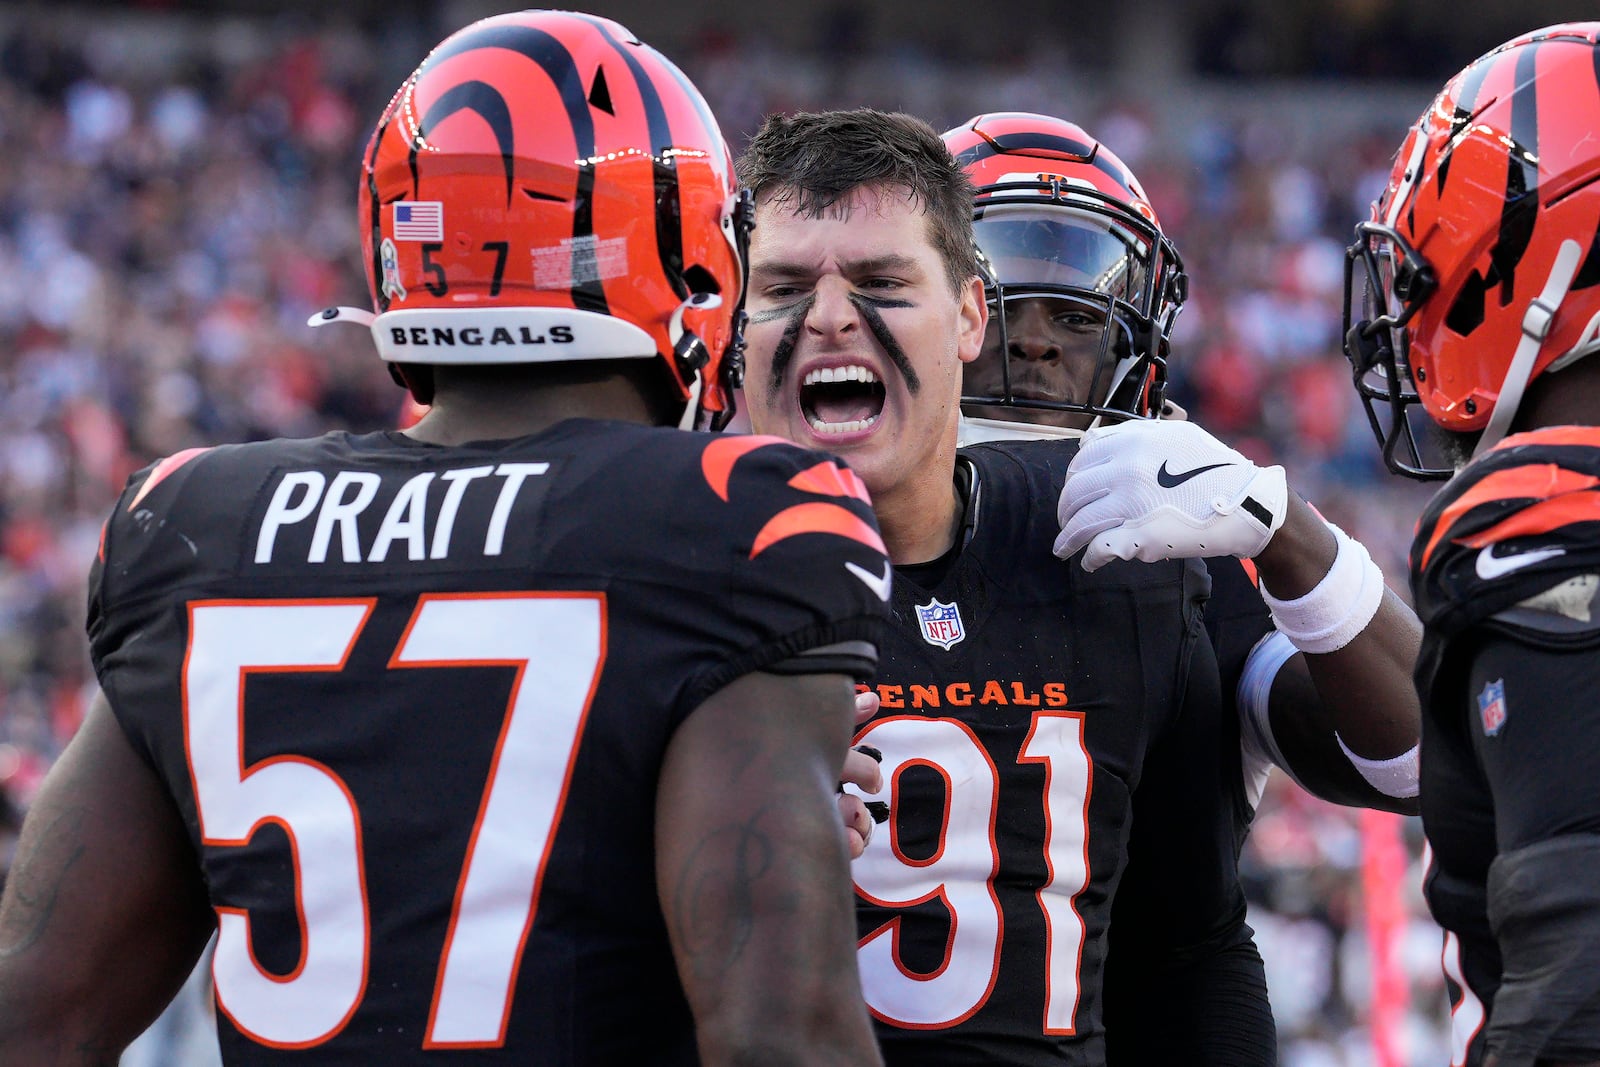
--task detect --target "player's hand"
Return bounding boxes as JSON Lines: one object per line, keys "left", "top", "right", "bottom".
{"left": 840, "top": 691, "right": 887, "bottom": 859}
{"left": 1053, "top": 419, "right": 1287, "bottom": 571}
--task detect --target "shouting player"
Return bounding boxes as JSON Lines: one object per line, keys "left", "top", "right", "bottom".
{"left": 738, "top": 106, "right": 1262, "bottom": 1065}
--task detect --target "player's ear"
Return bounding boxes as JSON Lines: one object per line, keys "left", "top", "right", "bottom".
{"left": 957, "top": 274, "right": 986, "bottom": 366}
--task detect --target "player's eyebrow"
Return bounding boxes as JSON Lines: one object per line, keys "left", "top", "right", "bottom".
{"left": 750, "top": 253, "right": 924, "bottom": 279}
{"left": 843, "top": 253, "right": 922, "bottom": 276}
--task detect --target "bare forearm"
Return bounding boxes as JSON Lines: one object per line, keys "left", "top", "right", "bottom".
{"left": 659, "top": 671, "right": 883, "bottom": 1067}
{"left": 0, "top": 805, "right": 128, "bottom": 1063}
{"left": 1298, "top": 586, "right": 1422, "bottom": 757}
{"left": 1255, "top": 493, "right": 1422, "bottom": 758}
{"left": 664, "top": 791, "right": 878, "bottom": 1066}
{"left": 0, "top": 696, "right": 213, "bottom": 1059}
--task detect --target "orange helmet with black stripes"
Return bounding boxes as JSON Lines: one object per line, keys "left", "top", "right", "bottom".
{"left": 314, "top": 10, "right": 752, "bottom": 428}
{"left": 942, "top": 112, "right": 1187, "bottom": 426}
{"left": 1344, "top": 23, "right": 1600, "bottom": 478}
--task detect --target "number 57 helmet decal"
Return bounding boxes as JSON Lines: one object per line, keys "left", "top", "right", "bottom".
{"left": 1344, "top": 24, "right": 1600, "bottom": 478}
{"left": 313, "top": 10, "right": 753, "bottom": 429}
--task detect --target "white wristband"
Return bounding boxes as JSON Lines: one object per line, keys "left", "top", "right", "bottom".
{"left": 1260, "top": 522, "right": 1386, "bottom": 654}
{"left": 1336, "top": 734, "right": 1420, "bottom": 799}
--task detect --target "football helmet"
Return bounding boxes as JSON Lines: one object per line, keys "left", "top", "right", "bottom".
{"left": 943, "top": 112, "right": 1187, "bottom": 429}
{"left": 313, "top": 10, "right": 753, "bottom": 428}
{"left": 1344, "top": 23, "right": 1600, "bottom": 478}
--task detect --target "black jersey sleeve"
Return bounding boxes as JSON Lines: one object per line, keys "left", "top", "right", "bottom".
{"left": 86, "top": 447, "right": 219, "bottom": 758}
{"left": 1460, "top": 629, "right": 1600, "bottom": 1065}
{"left": 1410, "top": 430, "right": 1600, "bottom": 1067}
{"left": 663, "top": 434, "right": 891, "bottom": 711}
{"left": 1203, "top": 557, "right": 1275, "bottom": 708}
{"left": 1412, "top": 428, "right": 1600, "bottom": 660}
{"left": 1104, "top": 596, "right": 1276, "bottom": 1066}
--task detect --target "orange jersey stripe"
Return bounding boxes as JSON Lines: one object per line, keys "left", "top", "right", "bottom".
{"left": 127, "top": 447, "right": 212, "bottom": 512}
{"left": 699, "top": 435, "right": 792, "bottom": 501}
{"left": 1419, "top": 464, "right": 1600, "bottom": 569}
{"left": 750, "top": 502, "right": 887, "bottom": 559}
{"left": 1455, "top": 491, "right": 1600, "bottom": 548}
{"left": 788, "top": 460, "right": 872, "bottom": 504}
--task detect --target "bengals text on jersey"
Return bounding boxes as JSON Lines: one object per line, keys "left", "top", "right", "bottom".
{"left": 846, "top": 438, "right": 1264, "bottom": 1066}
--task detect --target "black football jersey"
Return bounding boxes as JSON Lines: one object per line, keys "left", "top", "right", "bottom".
{"left": 851, "top": 439, "right": 1243, "bottom": 1066}
{"left": 86, "top": 421, "right": 891, "bottom": 1066}
{"left": 1411, "top": 426, "right": 1600, "bottom": 1067}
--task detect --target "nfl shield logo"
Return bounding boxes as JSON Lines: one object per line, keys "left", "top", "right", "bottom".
{"left": 915, "top": 597, "right": 965, "bottom": 650}
{"left": 1478, "top": 678, "right": 1507, "bottom": 736}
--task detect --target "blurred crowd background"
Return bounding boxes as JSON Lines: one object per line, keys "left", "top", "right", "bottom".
{"left": 0, "top": 1, "right": 1592, "bottom": 1063}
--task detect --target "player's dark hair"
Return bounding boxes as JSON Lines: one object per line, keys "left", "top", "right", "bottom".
{"left": 737, "top": 108, "right": 979, "bottom": 293}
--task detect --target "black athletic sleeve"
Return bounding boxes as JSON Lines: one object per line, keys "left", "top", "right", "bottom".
{"left": 1103, "top": 609, "right": 1277, "bottom": 1066}
{"left": 1464, "top": 627, "right": 1600, "bottom": 1065}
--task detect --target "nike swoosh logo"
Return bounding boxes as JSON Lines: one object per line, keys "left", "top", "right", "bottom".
{"left": 1474, "top": 545, "right": 1566, "bottom": 581}
{"left": 845, "top": 560, "right": 893, "bottom": 602}
{"left": 1156, "top": 460, "right": 1233, "bottom": 488}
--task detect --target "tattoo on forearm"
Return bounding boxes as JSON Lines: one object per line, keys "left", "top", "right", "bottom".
{"left": 670, "top": 814, "right": 777, "bottom": 983}
{"left": 0, "top": 806, "right": 88, "bottom": 958}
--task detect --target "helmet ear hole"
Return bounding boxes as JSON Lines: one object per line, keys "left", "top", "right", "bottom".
{"left": 683, "top": 264, "right": 722, "bottom": 295}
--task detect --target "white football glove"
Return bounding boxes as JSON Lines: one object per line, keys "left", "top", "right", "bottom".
{"left": 1053, "top": 419, "right": 1287, "bottom": 571}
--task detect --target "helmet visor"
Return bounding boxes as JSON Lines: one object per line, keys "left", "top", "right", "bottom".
{"left": 974, "top": 204, "right": 1151, "bottom": 304}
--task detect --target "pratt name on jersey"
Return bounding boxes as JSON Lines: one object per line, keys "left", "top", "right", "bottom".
{"left": 255, "top": 463, "right": 549, "bottom": 564}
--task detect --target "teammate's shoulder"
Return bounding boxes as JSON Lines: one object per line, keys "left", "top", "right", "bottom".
{"left": 961, "top": 436, "right": 1080, "bottom": 478}
{"left": 116, "top": 432, "right": 357, "bottom": 513}
{"left": 650, "top": 431, "right": 886, "bottom": 563}
{"left": 1412, "top": 427, "right": 1600, "bottom": 633}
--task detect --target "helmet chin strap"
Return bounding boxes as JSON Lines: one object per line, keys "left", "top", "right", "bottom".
{"left": 676, "top": 369, "right": 704, "bottom": 431}
{"left": 1473, "top": 238, "right": 1583, "bottom": 459}
{"left": 670, "top": 293, "right": 721, "bottom": 431}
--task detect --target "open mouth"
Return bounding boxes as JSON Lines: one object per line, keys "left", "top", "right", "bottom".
{"left": 800, "top": 364, "right": 886, "bottom": 435}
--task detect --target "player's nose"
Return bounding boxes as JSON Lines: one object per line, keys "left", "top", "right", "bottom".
{"left": 1004, "top": 301, "right": 1061, "bottom": 363}
{"left": 805, "top": 275, "right": 860, "bottom": 341}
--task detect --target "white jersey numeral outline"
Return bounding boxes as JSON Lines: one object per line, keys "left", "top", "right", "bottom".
{"left": 184, "top": 594, "right": 604, "bottom": 1050}
{"left": 850, "top": 712, "right": 1093, "bottom": 1032}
